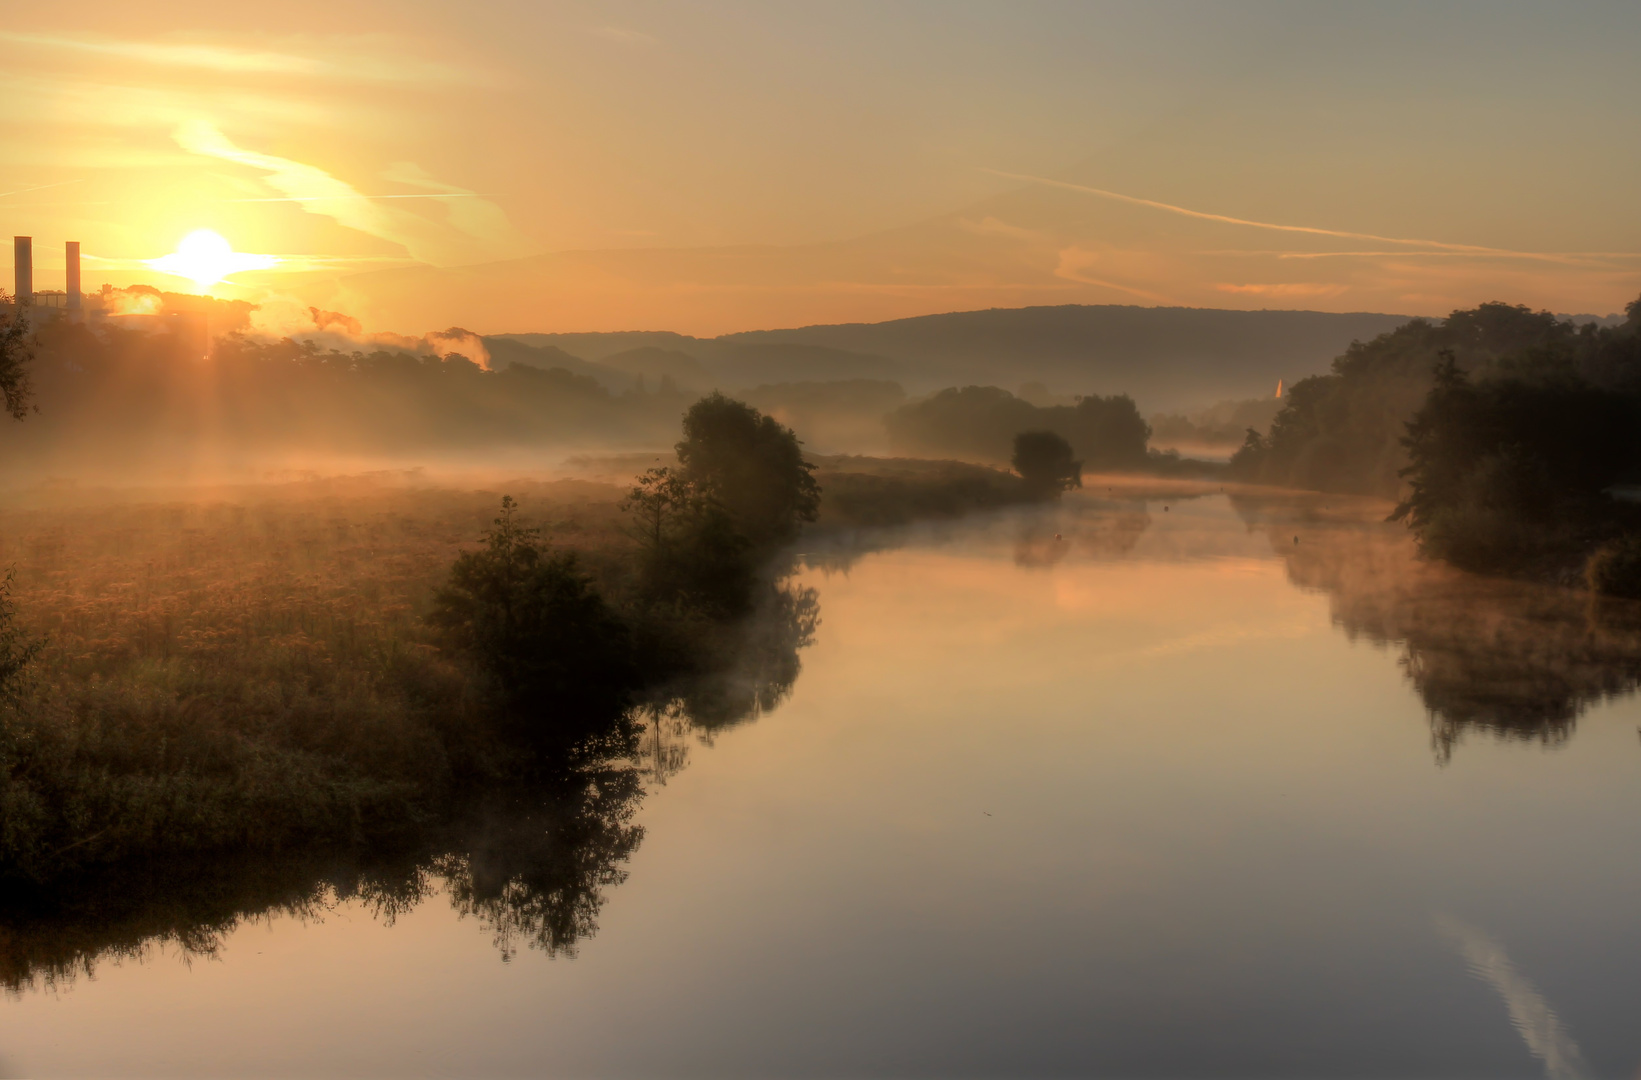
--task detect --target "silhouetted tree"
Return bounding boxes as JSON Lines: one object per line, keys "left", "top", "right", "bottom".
{"left": 1011, "top": 430, "right": 1082, "bottom": 498}
{"left": 1587, "top": 535, "right": 1641, "bottom": 599}
{"left": 1241, "top": 299, "right": 1641, "bottom": 496}
{"left": 1392, "top": 351, "right": 1640, "bottom": 571}
{"left": 1228, "top": 427, "right": 1270, "bottom": 479}
{"left": 0, "top": 294, "right": 34, "bottom": 421}
{"left": 622, "top": 466, "right": 696, "bottom": 564}
{"left": 431, "top": 497, "right": 634, "bottom": 749}
{"left": 887, "top": 385, "right": 1150, "bottom": 469}
{"left": 675, "top": 392, "right": 820, "bottom": 550}
{"left": 1063, "top": 393, "right": 1151, "bottom": 469}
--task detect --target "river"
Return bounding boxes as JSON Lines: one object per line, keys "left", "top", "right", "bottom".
{"left": 5, "top": 484, "right": 1641, "bottom": 1078}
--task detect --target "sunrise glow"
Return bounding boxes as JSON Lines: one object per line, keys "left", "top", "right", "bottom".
{"left": 144, "top": 229, "right": 277, "bottom": 291}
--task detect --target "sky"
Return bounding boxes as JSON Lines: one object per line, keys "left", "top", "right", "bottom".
{"left": 3, "top": 0, "right": 1639, "bottom": 334}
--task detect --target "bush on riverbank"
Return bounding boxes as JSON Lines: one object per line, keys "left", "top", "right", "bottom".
{"left": 1587, "top": 535, "right": 1641, "bottom": 599}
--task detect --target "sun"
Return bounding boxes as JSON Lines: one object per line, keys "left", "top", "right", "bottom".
{"left": 146, "top": 230, "right": 278, "bottom": 291}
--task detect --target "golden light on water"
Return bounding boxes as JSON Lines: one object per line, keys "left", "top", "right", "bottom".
{"left": 145, "top": 230, "right": 278, "bottom": 291}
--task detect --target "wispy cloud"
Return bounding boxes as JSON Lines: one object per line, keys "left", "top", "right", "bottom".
{"left": 175, "top": 120, "right": 402, "bottom": 244}
{"left": 172, "top": 122, "right": 528, "bottom": 266}
{"left": 985, "top": 169, "right": 1544, "bottom": 257}
{"left": 381, "top": 161, "right": 529, "bottom": 258}
{"left": 0, "top": 31, "right": 478, "bottom": 85}
{"left": 1215, "top": 282, "right": 1349, "bottom": 298}
{"left": 1194, "top": 249, "right": 1641, "bottom": 269}
{"left": 1436, "top": 915, "right": 1589, "bottom": 1080}
{"left": 0, "top": 178, "right": 85, "bottom": 201}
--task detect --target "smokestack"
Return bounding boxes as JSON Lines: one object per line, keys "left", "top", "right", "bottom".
{"left": 66, "top": 241, "right": 81, "bottom": 312}
{"left": 12, "top": 236, "right": 30, "bottom": 304}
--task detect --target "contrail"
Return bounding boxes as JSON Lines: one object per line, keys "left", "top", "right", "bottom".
{"left": 1435, "top": 914, "right": 1589, "bottom": 1080}
{"left": 0, "top": 178, "right": 86, "bottom": 200}
{"left": 218, "top": 194, "right": 497, "bottom": 203}
{"left": 983, "top": 169, "right": 1525, "bottom": 255}
{"left": 1193, "top": 249, "right": 1641, "bottom": 263}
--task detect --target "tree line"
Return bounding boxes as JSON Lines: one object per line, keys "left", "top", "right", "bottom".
{"left": 1232, "top": 295, "right": 1641, "bottom": 586}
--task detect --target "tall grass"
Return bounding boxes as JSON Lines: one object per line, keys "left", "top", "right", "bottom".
{"left": 0, "top": 476, "right": 631, "bottom": 880}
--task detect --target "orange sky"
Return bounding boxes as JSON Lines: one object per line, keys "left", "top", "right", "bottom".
{"left": 3, "top": 1, "right": 1639, "bottom": 334}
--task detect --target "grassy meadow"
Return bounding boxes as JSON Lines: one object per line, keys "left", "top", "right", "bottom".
{"left": 0, "top": 447, "right": 1041, "bottom": 887}
{"left": 0, "top": 474, "right": 635, "bottom": 880}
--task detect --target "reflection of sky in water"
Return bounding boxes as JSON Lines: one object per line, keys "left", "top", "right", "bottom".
{"left": 5, "top": 490, "right": 1641, "bottom": 1078}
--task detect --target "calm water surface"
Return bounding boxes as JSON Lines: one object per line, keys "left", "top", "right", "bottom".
{"left": 6, "top": 487, "right": 1641, "bottom": 1078}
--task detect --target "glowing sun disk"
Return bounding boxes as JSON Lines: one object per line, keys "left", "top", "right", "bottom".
{"left": 146, "top": 230, "right": 278, "bottom": 290}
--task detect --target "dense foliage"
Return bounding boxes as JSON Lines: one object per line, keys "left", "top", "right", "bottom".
{"left": 1390, "top": 353, "right": 1640, "bottom": 572}
{"left": 1230, "top": 300, "right": 1641, "bottom": 496}
{"left": 8, "top": 317, "right": 692, "bottom": 479}
{"left": 0, "top": 293, "right": 35, "bottom": 421}
{"left": 887, "top": 386, "right": 1151, "bottom": 469}
{"left": 430, "top": 497, "right": 636, "bottom": 753}
{"left": 675, "top": 392, "right": 822, "bottom": 549}
{"left": 1012, "top": 431, "right": 1083, "bottom": 497}
{"left": 1232, "top": 295, "right": 1641, "bottom": 579}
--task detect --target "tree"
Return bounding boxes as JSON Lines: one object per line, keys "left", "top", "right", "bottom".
{"left": 675, "top": 393, "right": 820, "bottom": 550}
{"left": 1228, "top": 427, "right": 1270, "bottom": 480}
{"left": 620, "top": 465, "right": 753, "bottom": 613}
{"left": 621, "top": 466, "right": 696, "bottom": 562}
{"left": 1391, "top": 351, "right": 1640, "bottom": 571}
{"left": 1062, "top": 394, "right": 1150, "bottom": 468}
{"left": 1011, "top": 431, "right": 1082, "bottom": 498}
{"left": 430, "top": 497, "right": 634, "bottom": 750}
{"left": 0, "top": 293, "right": 34, "bottom": 420}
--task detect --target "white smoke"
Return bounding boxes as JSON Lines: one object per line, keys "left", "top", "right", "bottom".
{"left": 246, "top": 296, "right": 490, "bottom": 369}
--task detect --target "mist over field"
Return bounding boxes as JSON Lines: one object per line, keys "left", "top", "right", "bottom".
{"left": 0, "top": 283, "right": 1414, "bottom": 490}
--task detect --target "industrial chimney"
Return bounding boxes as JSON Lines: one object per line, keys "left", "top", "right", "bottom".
{"left": 12, "top": 236, "right": 30, "bottom": 304}
{"left": 66, "top": 241, "right": 81, "bottom": 314}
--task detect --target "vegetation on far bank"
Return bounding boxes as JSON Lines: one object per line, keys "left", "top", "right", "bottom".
{"left": 1231, "top": 295, "right": 1641, "bottom": 588}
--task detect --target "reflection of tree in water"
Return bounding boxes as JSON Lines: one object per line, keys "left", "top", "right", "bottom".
{"left": 0, "top": 848, "right": 436, "bottom": 995}
{"left": 1014, "top": 496, "right": 1151, "bottom": 568}
{"left": 1232, "top": 492, "right": 1641, "bottom": 761}
{"left": 0, "top": 581, "right": 820, "bottom": 990}
{"left": 633, "top": 581, "right": 820, "bottom": 783}
{"left": 438, "top": 761, "right": 647, "bottom": 961}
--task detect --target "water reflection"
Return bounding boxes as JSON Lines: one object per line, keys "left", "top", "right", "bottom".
{"left": 1233, "top": 491, "right": 1641, "bottom": 760}
{"left": 11, "top": 489, "right": 1641, "bottom": 1004}
{"left": 439, "top": 762, "right": 648, "bottom": 962}
{"left": 0, "top": 581, "right": 820, "bottom": 991}
{"left": 1013, "top": 496, "right": 1151, "bottom": 568}
{"left": 0, "top": 763, "right": 647, "bottom": 992}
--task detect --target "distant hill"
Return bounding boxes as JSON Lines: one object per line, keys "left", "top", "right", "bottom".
{"left": 726, "top": 305, "right": 1408, "bottom": 408}
{"left": 490, "top": 304, "right": 1409, "bottom": 411}
{"left": 482, "top": 337, "right": 625, "bottom": 389}
{"left": 487, "top": 334, "right": 904, "bottom": 397}
{"left": 599, "top": 347, "right": 716, "bottom": 392}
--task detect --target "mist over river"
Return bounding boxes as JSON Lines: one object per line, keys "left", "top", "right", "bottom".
{"left": 5, "top": 486, "right": 1641, "bottom": 1078}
